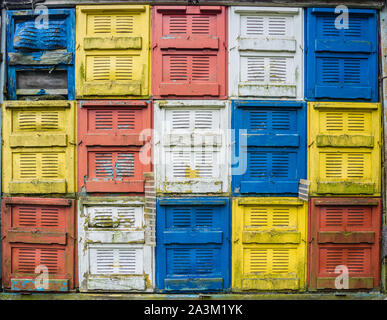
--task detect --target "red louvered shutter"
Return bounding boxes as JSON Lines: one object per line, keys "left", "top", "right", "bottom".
{"left": 78, "top": 100, "right": 152, "bottom": 194}
{"left": 1, "top": 197, "right": 75, "bottom": 292}
{"left": 308, "top": 198, "right": 381, "bottom": 290}
{"left": 152, "top": 6, "right": 227, "bottom": 99}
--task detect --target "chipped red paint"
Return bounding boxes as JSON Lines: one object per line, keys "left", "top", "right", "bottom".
{"left": 308, "top": 197, "right": 381, "bottom": 290}
{"left": 152, "top": 6, "right": 227, "bottom": 99}
{"left": 1, "top": 197, "right": 76, "bottom": 292}
{"left": 77, "top": 100, "right": 152, "bottom": 194}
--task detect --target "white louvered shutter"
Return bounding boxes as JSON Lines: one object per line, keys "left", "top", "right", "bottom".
{"left": 155, "top": 101, "right": 229, "bottom": 194}
{"left": 78, "top": 199, "right": 154, "bottom": 292}
{"left": 90, "top": 246, "right": 144, "bottom": 275}
{"left": 229, "top": 7, "right": 303, "bottom": 99}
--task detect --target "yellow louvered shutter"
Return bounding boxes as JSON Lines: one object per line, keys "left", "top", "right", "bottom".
{"left": 232, "top": 198, "right": 307, "bottom": 291}
{"left": 308, "top": 102, "right": 381, "bottom": 196}
{"left": 3, "top": 101, "right": 76, "bottom": 194}
{"left": 76, "top": 5, "right": 150, "bottom": 99}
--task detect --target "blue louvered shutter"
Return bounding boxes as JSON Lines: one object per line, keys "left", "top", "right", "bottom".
{"left": 306, "top": 8, "right": 378, "bottom": 101}
{"left": 156, "top": 198, "right": 230, "bottom": 292}
{"left": 6, "top": 9, "right": 75, "bottom": 100}
{"left": 232, "top": 101, "right": 306, "bottom": 195}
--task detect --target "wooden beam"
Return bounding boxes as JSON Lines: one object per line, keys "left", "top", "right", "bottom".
{"left": 2, "top": 0, "right": 385, "bottom": 9}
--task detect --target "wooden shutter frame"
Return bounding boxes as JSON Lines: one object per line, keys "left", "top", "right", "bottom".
{"left": 307, "top": 197, "right": 381, "bottom": 290}
{"left": 1, "top": 197, "right": 75, "bottom": 291}
{"left": 155, "top": 100, "right": 230, "bottom": 195}
{"left": 305, "top": 8, "right": 378, "bottom": 101}
{"left": 308, "top": 102, "right": 381, "bottom": 196}
{"left": 152, "top": 6, "right": 227, "bottom": 99}
{"left": 6, "top": 9, "right": 75, "bottom": 100}
{"left": 75, "top": 5, "right": 150, "bottom": 99}
{"left": 228, "top": 6, "right": 303, "bottom": 99}
{"left": 77, "top": 196, "right": 154, "bottom": 292}
{"left": 156, "top": 197, "right": 230, "bottom": 292}
{"left": 231, "top": 100, "right": 306, "bottom": 196}
{"left": 2, "top": 101, "right": 76, "bottom": 195}
{"left": 232, "top": 197, "right": 307, "bottom": 291}
{"left": 77, "top": 100, "right": 152, "bottom": 194}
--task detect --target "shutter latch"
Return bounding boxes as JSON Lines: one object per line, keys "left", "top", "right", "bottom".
{"left": 233, "top": 238, "right": 239, "bottom": 243}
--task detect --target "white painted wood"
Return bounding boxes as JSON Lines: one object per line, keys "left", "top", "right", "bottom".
{"left": 78, "top": 197, "right": 154, "bottom": 292}
{"left": 229, "top": 6, "right": 304, "bottom": 99}
{"left": 154, "top": 100, "right": 230, "bottom": 194}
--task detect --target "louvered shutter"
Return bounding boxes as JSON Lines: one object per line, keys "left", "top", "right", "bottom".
{"left": 306, "top": 8, "right": 378, "bottom": 101}
{"left": 1, "top": 198, "right": 75, "bottom": 291}
{"left": 155, "top": 100, "right": 229, "bottom": 194}
{"left": 229, "top": 7, "right": 303, "bottom": 99}
{"left": 308, "top": 102, "right": 381, "bottom": 196}
{"left": 76, "top": 5, "right": 150, "bottom": 99}
{"left": 78, "top": 100, "right": 152, "bottom": 193}
{"left": 78, "top": 197, "right": 154, "bottom": 292}
{"left": 156, "top": 198, "right": 230, "bottom": 291}
{"left": 152, "top": 6, "right": 226, "bottom": 98}
{"left": 3, "top": 101, "right": 76, "bottom": 195}
{"left": 6, "top": 9, "right": 75, "bottom": 100}
{"left": 308, "top": 198, "right": 381, "bottom": 289}
{"left": 232, "top": 198, "right": 307, "bottom": 291}
{"left": 232, "top": 101, "right": 306, "bottom": 195}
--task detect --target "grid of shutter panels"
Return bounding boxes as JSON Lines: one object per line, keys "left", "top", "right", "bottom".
{"left": 154, "top": 100, "right": 229, "bottom": 194}
{"left": 75, "top": 5, "right": 150, "bottom": 99}
{"left": 78, "top": 198, "right": 154, "bottom": 292}
{"left": 229, "top": 7, "right": 303, "bottom": 99}
{"left": 152, "top": 6, "right": 227, "bottom": 98}
{"left": 156, "top": 198, "right": 230, "bottom": 291}
{"left": 308, "top": 102, "right": 381, "bottom": 196}
{"left": 2, "top": 101, "right": 76, "bottom": 195}
{"left": 77, "top": 100, "right": 152, "bottom": 194}
{"left": 232, "top": 198, "right": 307, "bottom": 291}
{"left": 308, "top": 198, "right": 381, "bottom": 290}
{"left": 6, "top": 9, "right": 75, "bottom": 100}
{"left": 306, "top": 8, "right": 378, "bottom": 101}
{"left": 1, "top": 198, "right": 76, "bottom": 292}
{"left": 231, "top": 101, "right": 306, "bottom": 196}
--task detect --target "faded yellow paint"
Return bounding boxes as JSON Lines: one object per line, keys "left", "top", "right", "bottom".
{"left": 2, "top": 101, "right": 76, "bottom": 194}
{"left": 232, "top": 197, "right": 307, "bottom": 292}
{"left": 185, "top": 165, "right": 200, "bottom": 179}
{"left": 308, "top": 102, "right": 381, "bottom": 196}
{"left": 75, "top": 5, "right": 150, "bottom": 99}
